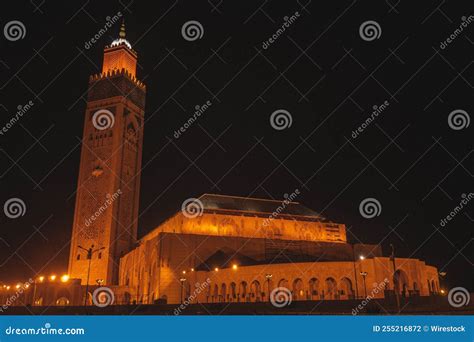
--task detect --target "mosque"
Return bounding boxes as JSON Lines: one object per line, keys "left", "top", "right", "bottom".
{"left": 1, "top": 23, "right": 440, "bottom": 309}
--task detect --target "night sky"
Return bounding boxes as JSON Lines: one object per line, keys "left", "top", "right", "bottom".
{"left": 0, "top": 1, "right": 472, "bottom": 292}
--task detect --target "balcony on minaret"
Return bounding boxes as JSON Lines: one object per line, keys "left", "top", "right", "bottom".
{"left": 102, "top": 21, "right": 137, "bottom": 78}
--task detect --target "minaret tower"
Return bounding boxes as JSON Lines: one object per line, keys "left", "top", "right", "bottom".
{"left": 68, "top": 22, "right": 146, "bottom": 285}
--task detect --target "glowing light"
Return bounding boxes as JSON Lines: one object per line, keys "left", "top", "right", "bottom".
{"left": 50, "top": 275, "right": 57, "bottom": 281}
{"left": 191, "top": 268, "right": 194, "bottom": 272}
{"left": 214, "top": 267, "right": 219, "bottom": 272}
{"left": 60, "top": 275, "right": 70, "bottom": 283}
{"left": 440, "top": 289, "right": 446, "bottom": 294}
{"left": 25, "top": 284, "right": 30, "bottom": 289}
{"left": 232, "top": 264, "right": 238, "bottom": 270}
{"left": 110, "top": 38, "right": 132, "bottom": 49}
{"left": 359, "top": 255, "right": 365, "bottom": 260}
{"left": 15, "top": 284, "right": 21, "bottom": 289}
{"left": 182, "top": 270, "right": 186, "bottom": 275}
{"left": 6, "top": 286, "right": 10, "bottom": 290}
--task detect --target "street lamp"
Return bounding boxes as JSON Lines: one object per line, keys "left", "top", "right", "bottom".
{"left": 78, "top": 244, "right": 105, "bottom": 306}
{"left": 265, "top": 274, "right": 273, "bottom": 302}
{"left": 360, "top": 271, "right": 368, "bottom": 297}
{"left": 179, "top": 278, "right": 186, "bottom": 304}
{"left": 390, "top": 243, "right": 401, "bottom": 313}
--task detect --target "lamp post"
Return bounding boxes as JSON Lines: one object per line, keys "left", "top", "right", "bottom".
{"left": 360, "top": 271, "right": 368, "bottom": 297}
{"left": 78, "top": 244, "right": 104, "bottom": 306}
{"left": 352, "top": 246, "right": 359, "bottom": 299}
{"left": 31, "top": 276, "right": 43, "bottom": 306}
{"left": 358, "top": 255, "right": 367, "bottom": 298}
{"left": 390, "top": 243, "right": 401, "bottom": 313}
{"left": 265, "top": 274, "right": 272, "bottom": 302}
{"left": 179, "top": 278, "right": 186, "bottom": 304}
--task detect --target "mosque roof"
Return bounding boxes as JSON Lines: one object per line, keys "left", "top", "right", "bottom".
{"left": 197, "top": 193, "right": 326, "bottom": 221}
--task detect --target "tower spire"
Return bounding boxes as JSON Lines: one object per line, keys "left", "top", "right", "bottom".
{"left": 119, "top": 19, "right": 126, "bottom": 39}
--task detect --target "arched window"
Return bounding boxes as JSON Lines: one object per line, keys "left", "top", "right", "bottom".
{"left": 56, "top": 297, "right": 70, "bottom": 306}
{"left": 239, "top": 281, "right": 247, "bottom": 302}
{"left": 230, "top": 282, "right": 237, "bottom": 301}
{"left": 292, "top": 278, "right": 304, "bottom": 300}
{"left": 325, "top": 277, "right": 337, "bottom": 300}
{"left": 221, "top": 283, "right": 227, "bottom": 302}
{"left": 309, "top": 278, "right": 319, "bottom": 299}
{"left": 340, "top": 277, "right": 354, "bottom": 299}
{"left": 250, "top": 280, "right": 261, "bottom": 302}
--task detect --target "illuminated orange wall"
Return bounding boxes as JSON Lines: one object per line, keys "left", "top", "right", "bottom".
{"left": 102, "top": 46, "right": 137, "bottom": 77}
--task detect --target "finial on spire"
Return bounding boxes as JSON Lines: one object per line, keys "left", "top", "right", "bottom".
{"left": 119, "top": 19, "right": 126, "bottom": 39}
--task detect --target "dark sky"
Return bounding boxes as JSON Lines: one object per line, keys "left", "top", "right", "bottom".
{"left": 0, "top": 1, "right": 472, "bottom": 291}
